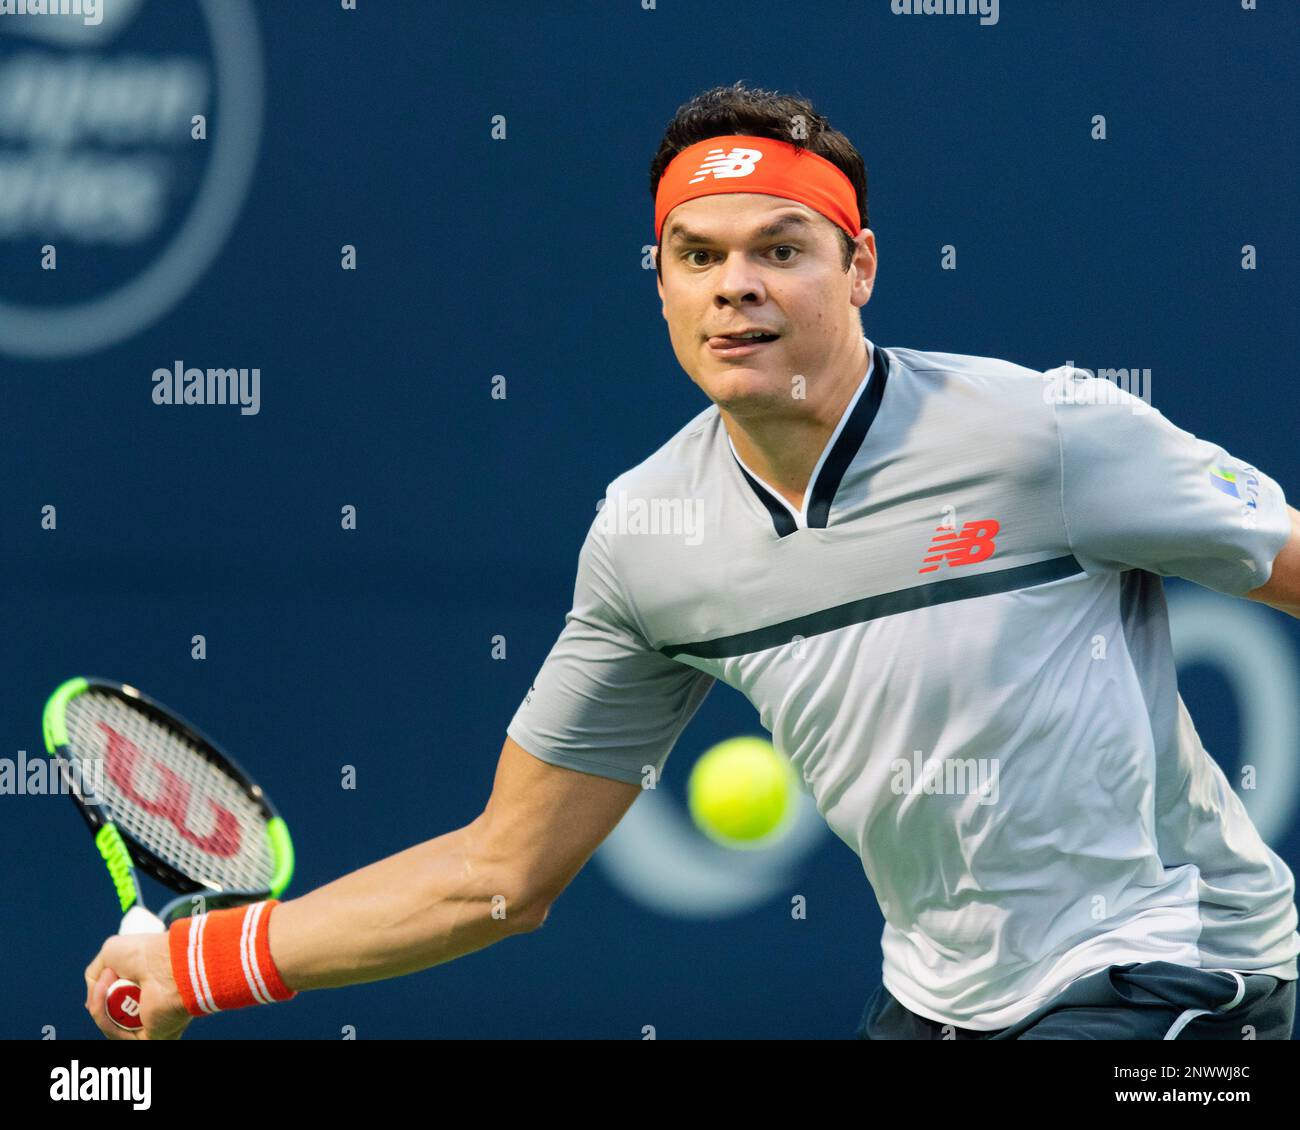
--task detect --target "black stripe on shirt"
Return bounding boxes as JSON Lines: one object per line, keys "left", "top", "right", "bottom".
{"left": 659, "top": 554, "right": 1085, "bottom": 659}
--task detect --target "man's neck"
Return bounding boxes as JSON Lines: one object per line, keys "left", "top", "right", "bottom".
{"left": 723, "top": 337, "right": 872, "bottom": 513}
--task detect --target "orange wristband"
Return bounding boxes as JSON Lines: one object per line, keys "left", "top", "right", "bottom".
{"left": 168, "top": 899, "right": 296, "bottom": 1017}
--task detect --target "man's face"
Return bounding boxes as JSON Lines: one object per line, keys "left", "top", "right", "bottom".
{"left": 655, "top": 194, "right": 875, "bottom": 418}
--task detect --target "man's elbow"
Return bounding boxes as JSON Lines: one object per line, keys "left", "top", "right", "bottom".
{"left": 495, "top": 869, "right": 555, "bottom": 934}
{"left": 481, "top": 873, "right": 554, "bottom": 937}
{"left": 1245, "top": 506, "right": 1300, "bottom": 617}
{"left": 520, "top": 900, "right": 553, "bottom": 933}
{"left": 1245, "top": 587, "right": 1300, "bottom": 621}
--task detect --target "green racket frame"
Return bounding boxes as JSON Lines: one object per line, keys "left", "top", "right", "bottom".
{"left": 43, "top": 676, "right": 294, "bottom": 923}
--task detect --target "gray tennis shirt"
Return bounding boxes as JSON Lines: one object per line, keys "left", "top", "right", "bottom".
{"left": 507, "top": 339, "right": 1299, "bottom": 1030}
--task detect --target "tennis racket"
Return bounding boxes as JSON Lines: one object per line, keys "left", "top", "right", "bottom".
{"left": 42, "top": 677, "right": 294, "bottom": 1032}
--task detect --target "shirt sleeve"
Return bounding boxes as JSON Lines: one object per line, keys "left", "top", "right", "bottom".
{"left": 506, "top": 509, "right": 716, "bottom": 786}
{"left": 1050, "top": 366, "right": 1291, "bottom": 596}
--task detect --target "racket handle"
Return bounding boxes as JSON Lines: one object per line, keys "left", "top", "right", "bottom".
{"left": 119, "top": 906, "right": 166, "bottom": 935}
{"left": 106, "top": 907, "right": 167, "bottom": 1031}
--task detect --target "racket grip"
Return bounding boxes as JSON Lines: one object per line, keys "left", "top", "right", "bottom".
{"left": 119, "top": 906, "right": 166, "bottom": 935}
{"left": 106, "top": 906, "right": 167, "bottom": 1031}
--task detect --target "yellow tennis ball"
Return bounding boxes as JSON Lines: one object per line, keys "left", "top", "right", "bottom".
{"left": 687, "top": 737, "right": 796, "bottom": 848}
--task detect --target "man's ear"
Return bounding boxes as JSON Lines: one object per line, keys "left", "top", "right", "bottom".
{"left": 849, "top": 229, "right": 877, "bottom": 310}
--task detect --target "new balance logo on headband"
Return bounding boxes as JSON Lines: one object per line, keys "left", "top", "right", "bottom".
{"left": 687, "top": 147, "right": 764, "bottom": 185}
{"left": 654, "top": 134, "right": 861, "bottom": 242}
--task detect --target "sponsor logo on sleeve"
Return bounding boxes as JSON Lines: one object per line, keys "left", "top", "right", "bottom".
{"left": 1209, "top": 464, "right": 1261, "bottom": 528}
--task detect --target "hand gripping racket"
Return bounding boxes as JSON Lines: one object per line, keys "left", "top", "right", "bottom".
{"left": 42, "top": 677, "right": 294, "bottom": 1032}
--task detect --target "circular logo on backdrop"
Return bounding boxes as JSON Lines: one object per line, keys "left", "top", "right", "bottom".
{"left": 595, "top": 784, "right": 829, "bottom": 918}
{"left": 0, "top": 0, "right": 263, "bottom": 359}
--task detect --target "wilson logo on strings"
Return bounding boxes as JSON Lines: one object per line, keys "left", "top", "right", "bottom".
{"left": 97, "top": 721, "right": 241, "bottom": 857}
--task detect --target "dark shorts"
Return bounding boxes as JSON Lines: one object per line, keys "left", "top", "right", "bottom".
{"left": 856, "top": 961, "right": 1297, "bottom": 1040}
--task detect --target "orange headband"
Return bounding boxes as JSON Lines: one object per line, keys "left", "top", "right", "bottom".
{"left": 654, "top": 134, "right": 860, "bottom": 243}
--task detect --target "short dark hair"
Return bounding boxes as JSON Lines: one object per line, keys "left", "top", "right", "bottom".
{"left": 649, "top": 81, "right": 869, "bottom": 280}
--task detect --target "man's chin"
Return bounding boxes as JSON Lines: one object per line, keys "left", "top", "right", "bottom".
{"left": 699, "top": 374, "right": 797, "bottom": 416}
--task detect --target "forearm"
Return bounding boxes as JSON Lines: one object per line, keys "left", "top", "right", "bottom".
{"left": 266, "top": 820, "right": 543, "bottom": 992}
{"left": 1247, "top": 590, "right": 1300, "bottom": 620}
{"left": 1263, "top": 596, "right": 1300, "bottom": 620}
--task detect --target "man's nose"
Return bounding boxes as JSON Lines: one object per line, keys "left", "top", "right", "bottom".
{"left": 712, "top": 253, "right": 766, "bottom": 304}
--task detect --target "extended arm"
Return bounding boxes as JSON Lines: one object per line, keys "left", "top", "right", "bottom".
{"left": 267, "top": 736, "right": 641, "bottom": 989}
{"left": 85, "top": 735, "right": 641, "bottom": 1034}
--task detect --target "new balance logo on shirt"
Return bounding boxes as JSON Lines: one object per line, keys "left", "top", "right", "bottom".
{"left": 508, "top": 342, "right": 1299, "bottom": 1032}
{"left": 918, "top": 519, "right": 1000, "bottom": 573}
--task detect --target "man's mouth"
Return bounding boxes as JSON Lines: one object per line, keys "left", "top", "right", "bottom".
{"left": 706, "top": 331, "right": 781, "bottom": 355}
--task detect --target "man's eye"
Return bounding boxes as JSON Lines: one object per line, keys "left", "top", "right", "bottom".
{"left": 683, "top": 246, "right": 799, "bottom": 266}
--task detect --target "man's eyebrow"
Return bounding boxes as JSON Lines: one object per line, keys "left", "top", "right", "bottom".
{"left": 665, "top": 213, "right": 815, "bottom": 246}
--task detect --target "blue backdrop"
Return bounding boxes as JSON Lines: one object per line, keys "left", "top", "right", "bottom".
{"left": 2, "top": 0, "right": 1297, "bottom": 1039}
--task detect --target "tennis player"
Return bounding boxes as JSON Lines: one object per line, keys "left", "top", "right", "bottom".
{"left": 86, "top": 82, "right": 1300, "bottom": 1040}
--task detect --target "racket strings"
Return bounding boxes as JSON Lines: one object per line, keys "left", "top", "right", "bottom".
{"left": 64, "top": 691, "right": 275, "bottom": 894}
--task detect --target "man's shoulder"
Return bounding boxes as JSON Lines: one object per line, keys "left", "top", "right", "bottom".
{"left": 885, "top": 345, "right": 1069, "bottom": 434}
{"left": 888, "top": 344, "right": 1047, "bottom": 387}
{"left": 890, "top": 346, "right": 1157, "bottom": 432}
{"left": 604, "top": 401, "right": 722, "bottom": 499}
